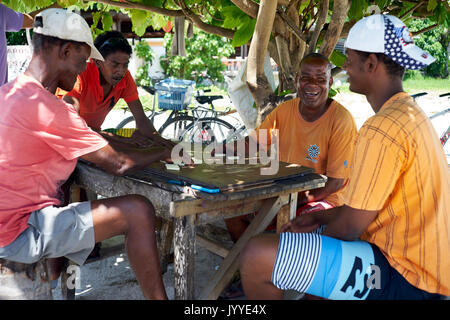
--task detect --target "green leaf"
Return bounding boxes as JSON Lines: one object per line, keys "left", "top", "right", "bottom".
{"left": 299, "top": 0, "right": 310, "bottom": 14}
{"left": 101, "top": 12, "right": 113, "bottom": 31}
{"left": 348, "top": 0, "right": 368, "bottom": 21}
{"left": 231, "top": 18, "right": 256, "bottom": 47}
{"left": 223, "top": 6, "right": 247, "bottom": 29}
{"left": 129, "top": 9, "right": 149, "bottom": 37}
{"left": 57, "top": 0, "right": 78, "bottom": 7}
{"left": 330, "top": 50, "right": 347, "bottom": 68}
{"left": 374, "top": 0, "right": 389, "bottom": 10}
{"left": 427, "top": 0, "right": 438, "bottom": 12}
{"left": 328, "top": 87, "right": 338, "bottom": 98}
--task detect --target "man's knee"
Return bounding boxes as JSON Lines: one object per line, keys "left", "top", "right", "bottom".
{"left": 125, "top": 194, "right": 156, "bottom": 223}
{"left": 240, "top": 234, "right": 277, "bottom": 274}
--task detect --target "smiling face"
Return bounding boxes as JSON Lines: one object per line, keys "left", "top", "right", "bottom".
{"left": 96, "top": 51, "right": 130, "bottom": 86}
{"left": 342, "top": 48, "right": 368, "bottom": 95}
{"left": 297, "top": 57, "right": 333, "bottom": 110}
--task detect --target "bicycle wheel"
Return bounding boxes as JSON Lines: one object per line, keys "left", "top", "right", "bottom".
{"left": 181, "top": 117, "right": 236, "bottom": 145}
{"left": 158, "top": 115, "right": 195, "bottom": 142}
{"left": 116, "top": 116, "right": 136, "bottom": 129}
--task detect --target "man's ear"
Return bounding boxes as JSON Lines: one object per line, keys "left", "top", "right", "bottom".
{"left": 58, "top": 42, "right": 73, "bottom": 61}
{"left": 93, "top": 59, "right": 102, "bottom": 68}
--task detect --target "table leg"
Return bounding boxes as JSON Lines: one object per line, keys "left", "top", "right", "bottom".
{"left": 174, "top": 215, "right": 196, "bottom": 300}
{"left": 276, "top": 192, "right": 298, "bottom": 233}
{"left": 289, "top": 192, "right": 298, "bottom": 220}
{"left": 198, "top": 195, "right": 287, "bottom": 300}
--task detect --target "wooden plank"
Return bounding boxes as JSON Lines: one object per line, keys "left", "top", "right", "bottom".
{"left": 180, "top": 174, "right": 326, "bottom": 202}
{"left": 289, "top": 192, "right": 298, "bottom": 220}
{"left": 157, "top": 219, "right": 174, "bottom": 274}
{"left": 74, "top": 162, "right": 175, "bottom": 219}
{"left": 170, "top": 178, "right": 322, "bottom": 217}
{"left": 276, "top": 204, "right": 290, "bottom": 234}
{"left": 142, "top": 161, "right": 314, "bottom": 191}
{"left": 276, "top": 192, "right": 298, "bottom": 233}
{"left": 198, "top": 195, "right": 287, "bottom": 300}
{"left": 174, "top": 215, "right": 196, "bottom": 300}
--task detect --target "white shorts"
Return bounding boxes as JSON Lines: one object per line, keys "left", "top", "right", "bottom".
{"left": 0, "top": 202, "right": 95, "bottom": 265}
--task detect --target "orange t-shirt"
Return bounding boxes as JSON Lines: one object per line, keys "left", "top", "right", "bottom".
{"left": 56, "top": 61, "right": 139, "bottom": 130}
{"left": 256, "top": 98, "right": 357, "bottom": 206}
{"left": 344, "top": 92, "right": 450, "bottom": 295}
{"left": 0, "top": 74, "right": 108, "bottom": 247}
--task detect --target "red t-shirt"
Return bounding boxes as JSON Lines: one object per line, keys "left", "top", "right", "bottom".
{"left": 0, "top": 74, "right": 108, "bottom": 247}
{"left": 56, "top": 61, "right": 139, "bottom": 130}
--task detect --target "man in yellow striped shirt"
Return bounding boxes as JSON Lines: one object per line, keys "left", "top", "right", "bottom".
{"left": 239, "top": 14, "right": 449, "bottom": 299}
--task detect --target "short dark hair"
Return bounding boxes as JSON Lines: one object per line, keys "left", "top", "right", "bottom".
{"left": 354, "top": 50, "right": 405, "bottom": 79}
{"left": 94, "top": 31, "right": 132, "bottom": 59}
{"left": 300, "top": 53, "right": 332, "bottom": 73}
{"left": 31, "top": 32, "right": 83, "bottom": 55}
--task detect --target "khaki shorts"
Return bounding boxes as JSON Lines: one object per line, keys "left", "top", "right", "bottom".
{"left": 0, "top": 202, "right": 95, "bottom": 265}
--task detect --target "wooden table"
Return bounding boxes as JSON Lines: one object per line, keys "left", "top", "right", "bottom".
{"left": 72, "top": 160, "right": 326, "bottom": 300}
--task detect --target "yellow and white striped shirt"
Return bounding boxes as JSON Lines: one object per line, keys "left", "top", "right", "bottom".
{"left": 345, "top": 92, "right": 450, "bottom": 295}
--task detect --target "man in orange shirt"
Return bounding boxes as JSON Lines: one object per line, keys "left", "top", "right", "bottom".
{"left": 57, "top": 30, "right": 172, "bottom": 148}
{"left": 225, "top": 53, "right": 357, "bottom": 242}
{"left": 239, "top": 14, "right": 449, "bottom": 299}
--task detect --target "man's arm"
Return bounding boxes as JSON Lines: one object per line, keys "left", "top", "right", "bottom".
{"left": 81, "top": 143, "right": 172, "bottom": 176}
{"left": 322, "top": 205, "right": 378, "bottom": 241}
{"left": 22, "top": 3, "right": 60, "bottom": 28}
{"left": 280, "top": 204, "right": 378, "bottom": 241}
{"left": 297, "top": 176, "right": 345, "bottom": 206}
{"left": 127, "top": 99, "right": 174, "bottom": 148}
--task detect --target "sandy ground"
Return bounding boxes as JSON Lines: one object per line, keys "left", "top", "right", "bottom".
{"left": 51, "top": 91, "right": 449, "bottom": 300}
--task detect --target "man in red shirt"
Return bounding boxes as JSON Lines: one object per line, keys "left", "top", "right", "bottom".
{"left": 0, "top": 9, "right": 182, "bottom": 300}
{"left": 57, "top": 30, "right": 172, "bottom": 148}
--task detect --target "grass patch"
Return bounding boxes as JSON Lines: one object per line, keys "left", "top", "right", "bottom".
{"left": 334, "top": 76, "right": 449, "bottom": 96}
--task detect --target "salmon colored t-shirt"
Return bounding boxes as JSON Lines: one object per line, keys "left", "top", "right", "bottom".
{"left": 55, "top": 61, "right": 139, "bottom": 130}
{"left": 256, "top": 98, "right": 357, "bottom": 206}
{"left": 344, "top": 92, "right": 450, "bottom": 296}
{"left": 0, "top": 74, "right": 108, "bottom": 247}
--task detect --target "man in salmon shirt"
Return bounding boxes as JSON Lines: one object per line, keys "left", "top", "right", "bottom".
{"left": 56, "top": 30, "right": 172, "bottom": 148}
{"left": 239, "top": 14, "right": 449, "bottom": 300}
{"left": 0, "top": 9, "right": 184, "bottom": 300}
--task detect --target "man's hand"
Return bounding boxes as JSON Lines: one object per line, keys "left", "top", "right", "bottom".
{"left": 132, "top": 129, "right": 175, "bottom": 148}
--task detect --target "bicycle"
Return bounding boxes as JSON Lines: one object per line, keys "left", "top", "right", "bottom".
{"left": 412, "top": 92, "right": 449, "bottom": 163}
{"left": 116, "top": 80, "right": 244, "bottom": 145}
{"left": 429, "top": 92, "right": 449, "bottom": 151}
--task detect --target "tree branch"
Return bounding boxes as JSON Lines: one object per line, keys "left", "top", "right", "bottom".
{"left": 276, "top": 7, "right": 308, "bottom": 42}
{"left": 399, "top": 1, "right": 425, "bottom": 19}
{"left": 412, "top": 23, "right": 439, "bottom": 36}
{"left": 93, "top": 0, "right": 184, "bottom": 16}
{"left": 319, "top": 0, "right": 350, "bottom": 58}
{"left": 247, "top": 0, "right": 278, "bottom": 119}
{"left": 175, "top": 0, "right": 234, "bottom": 39}
{"left": 308, "top": 0, "right": 329, "bottom": 54}
{"left": 230, "top": 0, "right": 260, "bottom": 19}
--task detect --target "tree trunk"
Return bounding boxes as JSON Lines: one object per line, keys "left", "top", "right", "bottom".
{"left": 246, "top": 0, "right": 280, "bottom": 127}
{"left": 319, "top": 0, "right": 351, "bottom": 58}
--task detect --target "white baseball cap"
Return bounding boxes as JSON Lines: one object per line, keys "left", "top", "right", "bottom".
{"left": 33, "top": 8, "right": 104, "bottom": 61}
{"left": 345, "top": 14, "right": 435, "bottom": 70}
